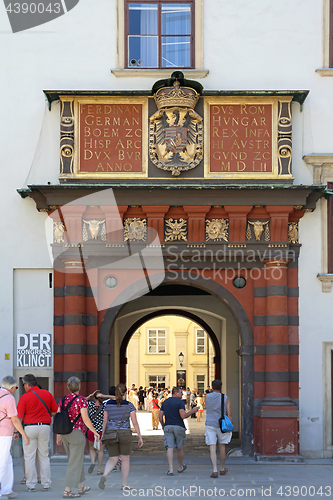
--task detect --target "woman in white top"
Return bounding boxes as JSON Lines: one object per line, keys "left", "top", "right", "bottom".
{"left": 194, "top": 393, "right": 204, "bottom": 422}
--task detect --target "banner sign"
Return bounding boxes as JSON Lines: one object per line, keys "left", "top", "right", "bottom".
{"left": 16, "top": 334, "right": 52, "bottom": 368}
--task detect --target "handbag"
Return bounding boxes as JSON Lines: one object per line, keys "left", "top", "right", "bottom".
{"left": 102, "top": 404, "right": 129, "bottom": 443}
{"left": 218, "top": 393, "right": 234, "bottom": 433}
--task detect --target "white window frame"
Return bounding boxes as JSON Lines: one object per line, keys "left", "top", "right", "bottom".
{"left": 148, "top": 374, "right": 167, "bottom": 387}
{"left": 113, "top": 0, "right": 208, "bottom": 78}
{"left": 195, "top": 328, "right": 206, "bottom": 354}
{"left": 196, "top": 374, "right": 205, "bottom": 393}
{"left": 147, "top": 327, "right": 167, "bottom": 354}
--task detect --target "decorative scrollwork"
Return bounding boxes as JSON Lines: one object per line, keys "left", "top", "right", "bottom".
{"left": 205, "top": 219, "right": 229, "bottom": 242}
{"left": 288, "top": 222, "right": 298, "bottom": 244}
{"left": 124, "top": 218, "right": 147, "bottom": 242}
{"left": 165, "top": 219, "right": 188, "bottom": 242}
{"left": 60, "top": 100, "right": 75, "bottom": 175}
{"left": 277, "top": 100, "right": 292, "bottom": 175}
{"left": 53, "top": 222, "right": 65, "bottom": 243}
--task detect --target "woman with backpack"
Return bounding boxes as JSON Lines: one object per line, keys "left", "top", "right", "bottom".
{"left": 56, "top": 377, "right": 100, "bottom": 498}
{"left": 86, "top": 390, "right": 107, "bottom": 476}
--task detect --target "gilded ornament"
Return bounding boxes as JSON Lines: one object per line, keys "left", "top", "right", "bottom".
{"left": 247, "top": 220, "right": 270, "bottom": 241}
{"left": 53, "top": 222, "right": 65, "bottom": 243}
{"left": 277, "top": 101, "right": 292, "bottom": 175}
{"left": 82, "top": 219, "right": 106, "bottom": 240}
{"left": 288, "top": 222, "right": 298, "bottom": 244}
{"left": 150, "top": 74, "right": 203, "bottom": 176}
{"left": 124, "top": 218, "right": 147, "bottom": 241}
{"left": 60, "top": 100, "right": 75, "bottom": 175}
{"left": 165, "top": 219, "right": 188, "bottom": 242}
{"left": 205, "top": 219, "right": 229, "bottom": 242}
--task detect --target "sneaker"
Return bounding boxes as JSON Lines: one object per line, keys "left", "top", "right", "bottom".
{"left": 43, "top": 486, "right": 51, "bottom": 491}
{"left": 4, "top": 494, "right": 18, "bottom": 499}
{"left": 28, "top": 487, "right": 36, "bottom": 492}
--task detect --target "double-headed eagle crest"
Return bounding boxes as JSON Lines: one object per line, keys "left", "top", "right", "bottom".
{"left": 149, "top": 77, "right": 203, "bottom": 176}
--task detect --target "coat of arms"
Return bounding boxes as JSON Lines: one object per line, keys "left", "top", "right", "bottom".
{"left": 149, "top": 73, "right": 203, "bottom": 176}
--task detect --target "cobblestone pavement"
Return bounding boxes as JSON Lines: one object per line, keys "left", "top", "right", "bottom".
{"left": 9, "top": 413, "right": 333, "bottom": 499}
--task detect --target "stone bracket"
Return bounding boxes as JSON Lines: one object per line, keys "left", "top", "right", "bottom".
{"left": 317, "top": 273, "right": 333, "bottom": 292}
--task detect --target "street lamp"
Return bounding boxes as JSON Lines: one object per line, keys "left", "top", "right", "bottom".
{"left": 178, "top": 352, "right": 184, "bottom": 367}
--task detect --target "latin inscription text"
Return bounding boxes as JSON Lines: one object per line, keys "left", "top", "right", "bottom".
{"left": 209, "top": 104, "right": 273, "bottom": 173}
{"left": 79, "top": 104, "right": 143, "bottom": 173}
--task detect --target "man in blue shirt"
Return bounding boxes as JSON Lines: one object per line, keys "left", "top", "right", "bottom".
{"left": 159, "top": 387, "right": 199, "bottom": 475}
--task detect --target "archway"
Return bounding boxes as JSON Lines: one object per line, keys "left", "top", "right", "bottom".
{"left": 98, "top": 272, "right": 254, "bottom": 455}
{"left": 125, "top": 313, "right": 216, "bottom": 393}
{"left": 119, "top": 309, "right": 221, "bottom": 382}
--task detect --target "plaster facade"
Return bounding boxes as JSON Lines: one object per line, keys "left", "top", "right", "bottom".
{"left": 0, "top": 0, "right": 332, "bottom": 457}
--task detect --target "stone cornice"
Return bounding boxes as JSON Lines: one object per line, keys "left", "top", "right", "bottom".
{"left": 111, "top": 69, "right": 209, "bottom": 79}
{"left": 18, "top": 184, "right": 328, "bottom": 212}
{"left": 303, "top": 155, "right": 333, "bottom": 184}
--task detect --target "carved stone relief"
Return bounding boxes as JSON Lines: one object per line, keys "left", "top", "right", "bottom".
{"left": 205, "top": 219, "right": 229, "bottom": 242}
{"left": 124, "top": 218, "right": 147, "bottom": 242}
{"left": 82, "top": 219, "right": 107, "bottom": 241}
{"left": 246, "top": 220, "right": 270, "bottom": 242}
{"left": 165, "top": 219, "right": 188, "bottom": 242}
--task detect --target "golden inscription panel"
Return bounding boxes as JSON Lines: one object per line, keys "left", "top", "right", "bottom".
{"left": 60, "top": 97, "right": 148, "bottom": 179}
{"left": 204, "top": 97, "right": 292, "bottom": 179}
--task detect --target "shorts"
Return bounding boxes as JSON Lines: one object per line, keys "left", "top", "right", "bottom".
{"left": 205, "top": 425, "right": 232, "bottom": 445}
{"left": 105, "top": 429, "right": 133, "bottom": 456}
{"left": 164, "top": 425, "right": 186, "bottom": 449}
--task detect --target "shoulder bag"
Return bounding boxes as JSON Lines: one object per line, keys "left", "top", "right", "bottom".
{"left": 90, "top": 402, "right": 105, "bottom": 422}
{"left": 218, "top": 393, "right": 234, "bottom": 433}
{"left": 102, "top": 403, "right": 129, "bottom": 443}
{"left": 30, "top": 390, "right": 50, "bottom": 415}
{"left": 0, "top": 393, "right": 9, "bottom": 422}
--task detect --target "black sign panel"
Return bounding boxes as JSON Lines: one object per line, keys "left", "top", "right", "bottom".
{"left": 176, "top": 370, "right": 186, "bottom": 389}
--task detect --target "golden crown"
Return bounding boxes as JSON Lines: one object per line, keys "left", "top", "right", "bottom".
{"left": 154, "top": 80, "right": 200, "bottom": 110}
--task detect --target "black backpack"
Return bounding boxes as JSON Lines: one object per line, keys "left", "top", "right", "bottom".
{"left": 53, "top": 395, "right": 80, "bottom": 435}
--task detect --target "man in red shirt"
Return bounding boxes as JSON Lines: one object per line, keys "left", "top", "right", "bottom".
{"left": 17, "top": 374, "right": 58, "bottom": 492}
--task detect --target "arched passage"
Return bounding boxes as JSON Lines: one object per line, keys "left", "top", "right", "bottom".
{"left": 98, "top": 272, "right": 254, "bottom": 455}
{"left": 119, "top": 308, "right": 221, "bottom": 382}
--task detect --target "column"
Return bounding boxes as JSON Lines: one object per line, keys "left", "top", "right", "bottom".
{"left": 54, "top": 259, "right": 88, "bottom": 396}
{"left": 85, "top": 268, "right": 99, "bottom": 395}
{"left": 252, "top": 271, "right": 267, "bottom": 454}
{"left": 258, "top": 259, "right": 299, "bottom": 456}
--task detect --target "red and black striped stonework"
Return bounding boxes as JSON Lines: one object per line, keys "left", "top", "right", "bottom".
{"left": 54, "top": 262, "right": 98, "bottom": 399}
